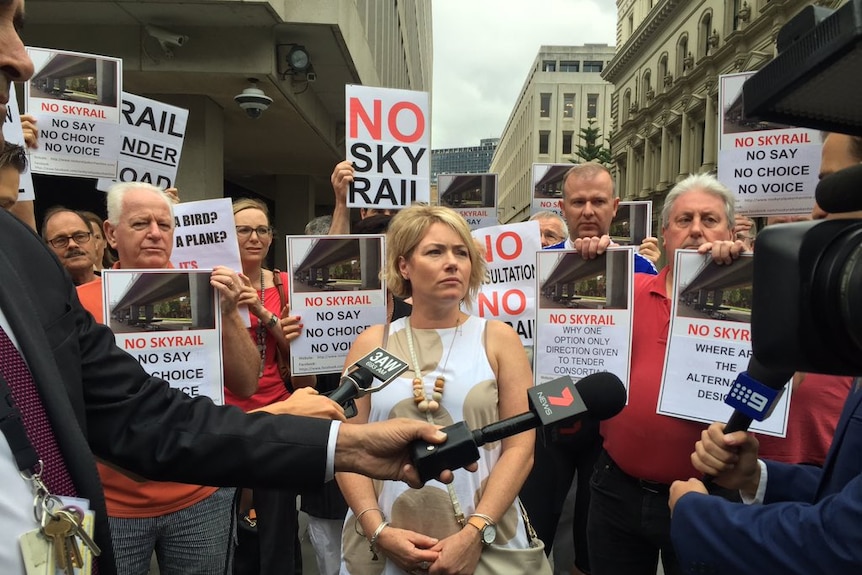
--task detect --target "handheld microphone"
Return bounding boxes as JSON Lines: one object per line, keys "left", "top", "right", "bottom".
{"left": 702, "top": 356, "right": 793, "bottom": 485}
{"left": 721, "top": 355, "right": 793, "bottom": 434}
{"left": 410, "top": 372, "right": 627, "bottom": 484}
{"left": 326, "top": 348, "right": 409, "bottom": 411}
{"left": 814, "top": 163, "right": 862, "bottom": 214}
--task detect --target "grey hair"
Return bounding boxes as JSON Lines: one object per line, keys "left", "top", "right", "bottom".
{"left": 304, "top": 215, "right": 332, "bottom": 235}
{"left": 529, "top": 210, "right": 569, "bottom": 240}
{"left": 106, "top": 182, "right": 174, "bottom": 225}
{"left": 661, "top": 173, "right": 735, "bottom": 230}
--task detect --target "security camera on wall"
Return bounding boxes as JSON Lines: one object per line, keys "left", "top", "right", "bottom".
{"left": 234, "top": 78, "right": 273, "bottom": 119}
{"left": 146, "top": 25, "right": 189, "bottom": 49}
{"left": 143, "top": 25, "right": 189, "bottom": 61}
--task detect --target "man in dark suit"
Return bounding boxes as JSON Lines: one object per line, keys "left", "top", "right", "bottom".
{"left": 0, "top": 2, "right": 459, "bottom": 573}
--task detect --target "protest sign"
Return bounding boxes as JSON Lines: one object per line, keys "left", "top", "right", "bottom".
{"left": 25, "top": 48, "right": 122, "bottom": 178}
{"left": 438, "top": 173, "right": 498, "bottom": 230}
{"left": 534, "top": 247, "right": 633, "bottom": 393}
{"left": 531, "top": 163, "right": 570, "bottom": 217}
{"left": 102, "top": 269, "right": 225, "bottom": 404}
{"left": 472, "top": 221, "right": 541, "bottom": 346}
{"left": 345, "top": 84, "right": 430, "bottom": 209}
{"left": 97, "top": 92, "right": 187, "bottom": 191}
{"left": 171, "top": 199, "right": 248, "bottom": 327}
{"left": 2, "top": 84, "right": 35, "bottom": 201}
{"left": 171, "top": 198, "right": 241, "bottom": 271}
{"left": 657, "top": 250, "right": 790, "bottom": 436}
{"left": 717, "top": 72, "right": 821, "bottom": 216}
{"left": 287, "top": 235, "right": 387, "bottom": 374}
{"left": 611, "top": 201, "right": 652, "bottom": 246}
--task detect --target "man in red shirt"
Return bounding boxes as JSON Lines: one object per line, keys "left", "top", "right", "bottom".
{"left": 587, "top": 173, "right": 746, "bottom": 575}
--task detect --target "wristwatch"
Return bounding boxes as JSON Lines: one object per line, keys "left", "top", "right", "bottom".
{"left": 265, "top": 314, "right": 279, "bottom": 329}
{"left": 466, "top": 514, "right": 497, "bottom": 546}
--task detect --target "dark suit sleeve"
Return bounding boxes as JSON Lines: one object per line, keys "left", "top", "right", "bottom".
{"left": 763, "top": 460, "right": 821, "bottom": 503}
{"left": 69, "top": 285, "right": 331, "bottom": 489}
{"left": 670, "top": 474, "right": 862, "bottom": 574}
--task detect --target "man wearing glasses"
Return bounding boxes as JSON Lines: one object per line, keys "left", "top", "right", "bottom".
{"left": 41, "top": 207, "right": 98, "bottom": 286}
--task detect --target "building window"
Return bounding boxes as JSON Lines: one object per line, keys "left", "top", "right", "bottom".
{"left": 658, "top": 53, "right": 669, "bottom": 92}
{"left": 563, "top": 93, "right": 575, "bottom": 118}
{"left": 583, "top": 61, "right": 603, "bottom": 73}
{"left": 628, "top": 13, "right": 634, "bottom": 37}
{"left": 562, "top": 131, "right": 574, "bottom": 155}
{"left": 559, "top": 60, "right": 579, "bottom": 72}
{"left": 540, "top": 93, "right": 551, "bottom": 118}
{"left": 542, "top": 60, "right": 556, "bottom": 72}
{"left": 587, "top": 93, "right": 599, "bottom": 119}
{"left": 539, "top": 131, "right": 550, "bottom": 155}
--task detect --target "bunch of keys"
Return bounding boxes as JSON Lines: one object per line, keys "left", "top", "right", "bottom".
{"left": 41, "top": 505, "right": 101, "bottom": 574}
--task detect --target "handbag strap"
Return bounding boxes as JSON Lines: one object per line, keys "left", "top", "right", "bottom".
{"left": 272, "top": 269, "right": 287, "bottom": 311}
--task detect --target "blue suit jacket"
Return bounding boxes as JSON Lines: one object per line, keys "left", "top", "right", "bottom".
{"left": 670, "top": 383, "right": 862, "bottom": 574}
{"left": 547, "top": 240, "right": 658, "bottom": 274}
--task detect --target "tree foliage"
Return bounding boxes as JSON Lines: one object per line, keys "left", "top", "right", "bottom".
{"left": 573, "top": 118, "right": 613, "bottom": 166}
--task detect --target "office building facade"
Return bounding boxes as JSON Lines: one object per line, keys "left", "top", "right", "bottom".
{"left": 490, "top": 44, "right": 616, "bottom": 224}
{"left": 431, "top": 138, "right": 499, "bottom": 184}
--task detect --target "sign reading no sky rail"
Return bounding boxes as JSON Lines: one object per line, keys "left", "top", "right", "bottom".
{"left": 101, "top": 269, "right": 225, "bottom": 405}
{"left": 657, "top": 250, "right": 790, "bottom": 436}
{"left": 471, "top": 221, "right": 541, "bottom": 347}
{"left": 345, "top": 84, "right": 430, "bottom": 209}
{"left": 97, "top": 92, "right": 188, "bottom": 192}
{"left": 717, "top": 72, "right": 821, "bottom": 216}
{"left": 533, "top": 247, "right": 634, "bottom": 396}
{"left": 25, "top": 47, "right": 122, "bottom": 178}
{"left": 287, "top": 234, "right": 387, "bottom": 374}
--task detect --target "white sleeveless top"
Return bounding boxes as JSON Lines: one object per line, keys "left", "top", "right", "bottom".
{"left": 340, "top": 315, "right": 531, "bottom": 575}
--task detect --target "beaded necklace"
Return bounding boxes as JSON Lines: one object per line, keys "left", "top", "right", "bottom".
{"left": 255, "top": 272, "right": 266, "bottom": 377}
{"left": 404, "top": 316, "right": 461, "bottom": 418}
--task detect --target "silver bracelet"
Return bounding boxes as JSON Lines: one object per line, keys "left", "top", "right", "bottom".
{"left": 369, "top": 520, "right": 390, "bottom": 561}
{"left": 353, "top": 507, "right": 384, "bottom": 536}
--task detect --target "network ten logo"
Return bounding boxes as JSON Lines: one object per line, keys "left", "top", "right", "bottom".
{"left": 724, "top": 371, "right": 784, "bottom": 421}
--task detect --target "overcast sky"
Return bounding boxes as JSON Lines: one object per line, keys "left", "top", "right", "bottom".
{"left": 431, "top": 0, "right": 617, "bottom": 150}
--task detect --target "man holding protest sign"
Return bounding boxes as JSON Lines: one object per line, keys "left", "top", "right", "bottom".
{"left": 554, "top": 162, "right": 659, "bottom": 271}
{"left": 329, "top": 159, "right": 394, "bottom": 235}
{"left": 587, "top": 173, "right": 747, "bottom": 575}
{"left": 75, "top": 182, "right": 260, "bottom": 574}
{"left": 522, "top": 162, "right": 659, "bottom": 574}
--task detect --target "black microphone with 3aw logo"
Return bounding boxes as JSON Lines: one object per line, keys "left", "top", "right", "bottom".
{"left": 410, "top": 372, "right": 627, "bottom": 484}
{"left": 326, "top": 348, "right": 409, "bottom": 416}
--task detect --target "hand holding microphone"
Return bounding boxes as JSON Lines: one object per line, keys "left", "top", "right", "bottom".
{"left": 410, "top": 372, "right": 627, "bottom": 484}
{"left": 700, "top": 355, "right": 793, "bottom": 487}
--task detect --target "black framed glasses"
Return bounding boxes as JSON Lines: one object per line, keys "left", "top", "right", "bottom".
{"left": 235, "top": 225, "right": 273, "bottom": 239}
{"left": 48, "top": 232, "right": 92, "bottom": 249}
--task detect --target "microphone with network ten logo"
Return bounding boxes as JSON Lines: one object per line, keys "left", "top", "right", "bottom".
{"left": 326, "top": 348, "right": 409, "bottom": 411}
{"left": 409, "top": 372, "right": 627, "bottom": 484}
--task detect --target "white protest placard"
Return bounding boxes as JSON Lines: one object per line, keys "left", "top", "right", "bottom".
{"left": 438, "top": 173, "right": 498, "bottom": 231}
{"left": 531, "top": 163, "right": 570, "bottom": 217}
{"left": 657, "top": 250, "right": 790, "bottom": 436}
{"left": 2, "top": 84, "right": 35, "bottom": 201}
{"left": 717, "top": 72, "right": 821, "bottom": 216}
{"left": 101, "top": 269, "right": 225, "bottom": 404}
{"left": 171, "top": 199, "right": 241, "bottom": 271}
{"left": 96, "top": 92, "right": 188, "bottom": 191}
{"left": 346, "top": 84, "right": 429, "bottom": 209}
{"left": 472, "top": 221, "right": 541, "bottom": 346}
{"left": 611, "top": 201, "right": 653, "bottom": 246}
{"left": 171, "top": 199, "right": 249, "bottom": 327}
{"left": 287, "top": 235, "right": 387, "bottom": 374}
{"left": 25, "top": 48, "right": 122, "bottom": 178}
{"left": 534, "top": 248, "right": 634, "bottom": 392}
